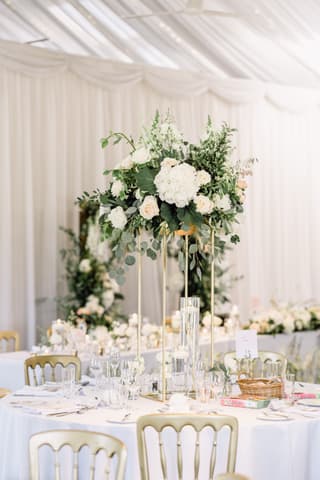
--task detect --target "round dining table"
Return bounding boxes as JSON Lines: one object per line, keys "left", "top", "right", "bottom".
{"left": 0, "top": 385, "right": 320, "bottom": 480}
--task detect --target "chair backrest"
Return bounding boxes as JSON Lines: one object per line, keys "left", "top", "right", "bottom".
{"left": 215, "top": 474, "right": 250, "bottom": 480}
{"left": 0, "top": 330, "right": 19, "bottom": 351}
{"left": 24, "top": 354, "right": 81, "bottom": 385}
{"left": 137, "top": 414, "right": 238, "bottom": 480}
{"left": 224, "top": 351, "right": 287, "bottom": 377}
{"left": 0, "top": 388, "right": 11, "bottom": 398}
{"left": 29, "top": 429, "right": 127, "bottom": 480}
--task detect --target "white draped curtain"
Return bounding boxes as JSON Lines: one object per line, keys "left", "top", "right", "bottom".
{"left": 1, "top": 40, "right": 320, "bottom": 348}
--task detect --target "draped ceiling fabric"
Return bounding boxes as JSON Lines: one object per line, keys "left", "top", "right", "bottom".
{"left": 1, "top": 39, "right": 320, "bottom": 348}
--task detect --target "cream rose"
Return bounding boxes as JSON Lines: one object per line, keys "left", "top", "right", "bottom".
{"left": 197, "top": 170, "right": 211, "bottom": 186}
{"left": 162, "top": 157, "right": 178, "bottom": 168}
{"left": 194, "top": 194, "right": 214, "bottom": 215}
{"left": 108, "top": 206, "right": 127, "bottom": 230}
{"left": 139, "top": 195, "right": 159, "bottom": 220}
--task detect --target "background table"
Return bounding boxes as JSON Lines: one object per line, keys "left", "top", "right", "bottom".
{"left": 0, "top": 331, "right": 318, "bottom": 391}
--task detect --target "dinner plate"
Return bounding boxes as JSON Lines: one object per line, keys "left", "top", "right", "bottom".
{"left": 297, "top": 398, "right": 320, "bottom": 408}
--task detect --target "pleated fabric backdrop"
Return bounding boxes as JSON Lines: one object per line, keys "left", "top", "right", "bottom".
{"left": 1, "top": 40, "right": 320, "bottom": 347}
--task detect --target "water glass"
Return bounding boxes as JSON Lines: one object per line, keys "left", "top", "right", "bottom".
{"left": 212, "top": 371, "right": 225, "bottom": 404}
{"left": 62, "top": 368, "right": 76, "bottom": 398}
{"left": 89, "top": 355, "right": 103, "bottom": 386}
{"left": 284, "top": 373, "right": 295, "bottom": 403}
{"left": 109, "top": 381, "right": 128, "bottom": 409}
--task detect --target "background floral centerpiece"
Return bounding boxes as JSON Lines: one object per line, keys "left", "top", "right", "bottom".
{"left": 96, "top": 112, "right": 254, "bottom": 285}
{"left": 59, "top": 198, "right": 125, "bottom": 329}
{"left": 245, "top": 301, "right": 320, "bottom": 334}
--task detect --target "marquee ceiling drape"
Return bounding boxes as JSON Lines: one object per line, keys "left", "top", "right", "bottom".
{"left": 1, "top": 40, "right": 320, "bottom": 348}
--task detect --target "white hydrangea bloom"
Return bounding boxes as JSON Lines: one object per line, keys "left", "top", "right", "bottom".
{"left": 108, "top": 206, "right": 127, "bottom": 230}
{"left": 154, "top": 163, "right": 199, "bottom": 208}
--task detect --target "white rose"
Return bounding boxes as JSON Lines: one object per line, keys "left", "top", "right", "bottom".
{"left": 194, "top": 195, "right": 214, "bottom": 215}
{"left": 132, "top": 148, "right": 150, "bottom": 165}
{"left": 87, "top": 295, "right": 99, "bottom": 306}
{"left": 214, "top": 194, "right": 231, "bottom": 211}
{"left": 197, "top": 170, "right": 211, "bottom": 186}
{"left": 79, "top": 259, "right": 91, "bottom": 273}
{"left": 128, "top": 313, "right": 138, "bottom": 327}
{"left": 283, "top": 313, "right": 295, "bottom": 333}
{"left": 139, "top": 195, "right": 159, "bottom": 220}
{"left": 162, "top": 157, "right": 178, "bottom": 168}
{"left": 141, "top": 324, "right": 154, "bottom": 336}
{"left": 108, "top": 206, "right": 127, "bottom": 230}
{"left": 93, "top": 326, "right": 109, "bottom": 342}
{"left": 118, "top": 154, "right": 133, "bottom": 170}
{"left": 102, "top": 290, "right": 114, "bottom": 309}
{"left": 111, "top": 179, "right": 124, "bottom": 197}
{"left": 50, "top": 332, "right": 62, "bottom": 345}
{"left": 126, "top": 326, "right": 136, "bottom": 337}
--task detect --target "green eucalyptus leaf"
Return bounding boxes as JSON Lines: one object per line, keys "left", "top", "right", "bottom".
{"left": 189, "top": 244, "right": 198, "bottom": 254}
{"left": 146, "top": 248, "right": 157, "bottom": 260}
{"left": 125, "top": 255, "right": 136, "bottom": 266}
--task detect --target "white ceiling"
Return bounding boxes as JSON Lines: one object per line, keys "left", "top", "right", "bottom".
{"left": 1, "top": 0, "right": 320, "bottom": 87}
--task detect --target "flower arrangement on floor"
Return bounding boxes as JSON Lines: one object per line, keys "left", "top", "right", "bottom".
{"left": 95, "top": 112, "right": 254, "bottom": 284}
{"left": 245, "top": 302, "right": 320, "bottom": 335}
{"left": 59, "top": 198, "right": 125, "bottom": 329}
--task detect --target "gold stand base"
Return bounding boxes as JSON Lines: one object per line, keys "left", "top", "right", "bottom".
{"left": 141, "top": 391, "right": 197, "bottom": 402}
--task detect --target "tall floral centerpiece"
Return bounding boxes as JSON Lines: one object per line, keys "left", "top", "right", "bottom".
{"left": 95, "top": 112, "right": 253, "bottom": 398}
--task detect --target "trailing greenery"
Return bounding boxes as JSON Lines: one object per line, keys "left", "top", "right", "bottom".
{"left": 59, "top": 199, "right": 125, "bottom": 329}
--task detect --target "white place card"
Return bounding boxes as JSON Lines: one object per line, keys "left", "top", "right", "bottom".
{"left": 235, "top": 330, "right": 258, "bottom": 359}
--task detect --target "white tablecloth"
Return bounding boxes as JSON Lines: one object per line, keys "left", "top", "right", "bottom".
{"left": 0, "top": 391, "right": 320, "bottom": 480}
{"left": 0, "top": 331, "right": 318, "bottom": 391}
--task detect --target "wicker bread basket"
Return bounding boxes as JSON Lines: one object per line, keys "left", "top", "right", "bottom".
{"left": 238, "top": 378, "right": 283, "bottom": 398}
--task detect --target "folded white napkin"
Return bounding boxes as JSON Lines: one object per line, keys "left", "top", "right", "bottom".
{"left": 13, "top": 386, "right": 62, "bottom": 397}
{"left": 168, "top": 394, "right": 190, "bottom": 412}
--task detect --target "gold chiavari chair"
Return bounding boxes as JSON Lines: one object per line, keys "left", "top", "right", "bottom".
{"left": 137, "top": 414, "right": 238, "bottom": 480}
{"left": 24, "top": 354, "right": 81, "bottom": 386}
{"left": 215, "top": 474, "right": 251, "bottom": 480}
{"left": 224, "top": 351, "right": 287, "bottom": 377}
{"left": 0, "top": 388, "right": 11, "bottom": 398}
{"left": 0, "top": 330, "right": 20, "bottom": 351}
{"left": 29, "top": 429, "right": 127, "bottom": 480}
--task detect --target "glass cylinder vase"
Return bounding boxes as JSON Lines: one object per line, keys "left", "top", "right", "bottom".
{"left": 180, "top": 297, "right": 200, "bottom": 392}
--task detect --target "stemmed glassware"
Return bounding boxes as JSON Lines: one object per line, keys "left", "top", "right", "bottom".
{"left": 89, "top": 355, "right": 103, "bottom": 387}
{"left": 109, "top": 347, "right": 120, "bottom": 377}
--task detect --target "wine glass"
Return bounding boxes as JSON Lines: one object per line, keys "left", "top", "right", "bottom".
{"left": 89, "top": 355, "right": 102, "bottom": 387}
{"left": 109, "top": 347, "right": 120, "bottom": 377}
